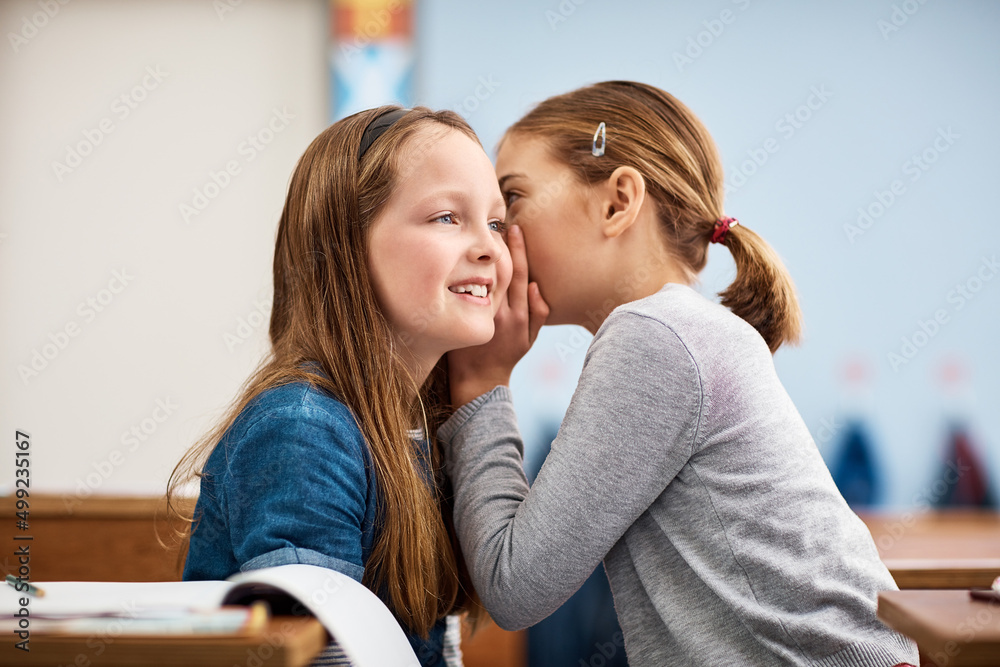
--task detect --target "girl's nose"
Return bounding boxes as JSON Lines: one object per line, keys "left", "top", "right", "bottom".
{"left": 470, "top": 222, "right": 504, "bottom": 263}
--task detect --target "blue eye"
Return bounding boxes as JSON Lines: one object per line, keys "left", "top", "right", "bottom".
{"left": 488, "top": 219, "right": 506, "bottom": 232}
{"left": 434, "top": 213, "right": 455, "bottom": 225}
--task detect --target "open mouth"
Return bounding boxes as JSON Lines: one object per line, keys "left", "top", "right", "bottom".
{"left": 448, "top": 284, "right": 489, "bottom": 298}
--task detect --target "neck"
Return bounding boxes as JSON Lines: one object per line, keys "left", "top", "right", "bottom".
{"left": 394, "top": 338, "right": 440, "bottom": 401}
{"left": 581, "top": 239, "right": 690, "bottom": 335}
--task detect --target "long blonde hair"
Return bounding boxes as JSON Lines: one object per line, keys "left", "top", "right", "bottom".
{"left": 504, "top": 81, "right": 802, "bottom": 352}
{"left": 168, "top": 106, "right": 484, "bottom": 636}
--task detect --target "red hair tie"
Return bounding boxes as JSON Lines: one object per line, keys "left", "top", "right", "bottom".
{"left": 711, "top": 216, "right": 739, "bottom": 244}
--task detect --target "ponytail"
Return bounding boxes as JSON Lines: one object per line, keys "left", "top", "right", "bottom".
{"left": 716, "top": 224, "right": 802, "bottom": 353}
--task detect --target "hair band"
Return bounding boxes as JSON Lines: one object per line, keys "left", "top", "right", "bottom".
{"left": 358, "top": 107, "right": 411, "bottom": 160}
{"left": 592, "top": 121, "right": 606, "bottom": 157}
{"left": 711, "top": 217, "right": 739, "bottom": 244}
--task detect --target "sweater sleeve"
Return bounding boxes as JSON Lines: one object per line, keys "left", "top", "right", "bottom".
{"left": 438, "top": 311, "right": 704, "bottom": 630}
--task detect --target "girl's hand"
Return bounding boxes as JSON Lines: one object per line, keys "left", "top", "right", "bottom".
{"left": 448, "top": 224, "right": 549, "bottom": 407}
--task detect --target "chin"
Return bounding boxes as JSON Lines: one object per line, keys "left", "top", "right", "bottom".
{"left": 446, "top": 323, "right": 494, "bottom": 350}
{"left": 543, "top": 307, "right": 574, "bottom": 327}
{"left": 467, "top": 326, "right": 496, "bottom": 347}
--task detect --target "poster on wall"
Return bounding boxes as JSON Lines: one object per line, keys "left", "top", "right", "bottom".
{"left": 330, "top": 0, "right": 414, "bottom": 121}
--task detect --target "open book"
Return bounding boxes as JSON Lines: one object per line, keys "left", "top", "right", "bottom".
{"left": 0, "top": 564, "right": 420, "bottom": 667}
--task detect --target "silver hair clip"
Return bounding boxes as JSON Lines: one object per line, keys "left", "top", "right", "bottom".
{"left": 592, "top": 122, "right": 606, "bottom": 157}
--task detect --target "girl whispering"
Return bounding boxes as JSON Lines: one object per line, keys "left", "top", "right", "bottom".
{"left": 168, "top": 105, "right": 510, "bottom": 666}
{"left": 441, "top": 81, "right": 919, "bottom": 666}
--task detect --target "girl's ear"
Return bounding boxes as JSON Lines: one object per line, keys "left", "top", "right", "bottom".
{"left": 600, "top": 166, "right": 646, "bottom": 238}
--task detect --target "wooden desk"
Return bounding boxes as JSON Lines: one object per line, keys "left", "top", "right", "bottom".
{"left": 860, "top": 511, "right": 1000, "bottom": 589}
{"left": 0, "top": 617, "right": 327, "bottom": 667}
{"left": 0, "top": 494, "right": 526, "bottom": 667}
{"left": 878, "top": 590, "right": 1000, "bottom": 666}
{"left": 0, "top": 494, "right": 194, "bottom": 582}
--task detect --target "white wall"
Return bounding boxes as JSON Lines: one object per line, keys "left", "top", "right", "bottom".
{"left": 0, "top": 0, "right": 328, "bottom": 499}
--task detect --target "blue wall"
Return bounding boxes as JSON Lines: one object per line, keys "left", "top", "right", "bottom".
{"left": 414, "top": 0, "right": 1000, "bottom": 509}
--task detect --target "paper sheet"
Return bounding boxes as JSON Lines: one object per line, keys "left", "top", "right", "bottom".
{"left": 1, "top": 580, "right": 230, "bottom": 619}
{"left": 2, "top": 565, "right": 421, "bottom": 666}
{"left": 224, "top": 564, "right": 420, "bottom": 667}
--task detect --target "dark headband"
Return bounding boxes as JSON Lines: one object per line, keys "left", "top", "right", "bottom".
{"left": 358, "top": 107, "right": 411, "bottom": 160}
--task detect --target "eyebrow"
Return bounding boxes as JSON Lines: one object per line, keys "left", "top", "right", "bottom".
{"left": 416, "top": 189, "right": 506, "bottom": 213}
{"left": 497, "top": 173, "right": 526, "bottom": 190}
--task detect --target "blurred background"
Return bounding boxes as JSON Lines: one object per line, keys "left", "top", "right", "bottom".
{"left": 1, "top": 1, "right": 998, "bottom": 665}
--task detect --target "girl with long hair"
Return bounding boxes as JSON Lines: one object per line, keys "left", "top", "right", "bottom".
{"left": 440, "top": 81, "right": 919, "bottom": 666}
{"left": 168, "top": 105, "right": 508, "bottom": 666}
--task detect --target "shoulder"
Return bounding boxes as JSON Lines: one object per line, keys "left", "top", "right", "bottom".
{"left": 582, "top": 297, "right": 703, "bottom": 419}
{"left": 234, "top": 382, "right": 361, "bottom": 440}
{"left": 213, "top": 381, "right": 370, "bottom": 476}
{"left": 602, "top": 283, "right": 770, "bottom": 361}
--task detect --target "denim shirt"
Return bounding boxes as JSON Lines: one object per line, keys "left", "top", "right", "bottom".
{"left": 183, "top": 380, "right": 450, "bottom": 666}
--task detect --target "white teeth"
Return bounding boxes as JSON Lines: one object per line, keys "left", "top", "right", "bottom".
{"left": 449, "top": 284, "right": 488, "bottom": 297}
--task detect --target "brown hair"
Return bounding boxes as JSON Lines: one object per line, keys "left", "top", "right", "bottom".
{"left": 168, "top": 105, "right": 484, "bottom": 636}
{"left": 504, "top": 81, "right": 802, "bottom": 353}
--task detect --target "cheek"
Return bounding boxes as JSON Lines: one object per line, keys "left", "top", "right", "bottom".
{"left": 500, "top": 249, "right": 513, "bottom": 288}
{"left": 370, "top": 235, "right": 443, "bottom": 312}
{"left": 367, "top": 239, "right": 394, "bottom": 305}
{"left": 519, "top": 226, "right": 554, "bottom": 280}
{"left": 495, "top": 250, "right": 514, "bottom": 310}
{"left": 486, "top": 255, "right": 511, "bottom": 317}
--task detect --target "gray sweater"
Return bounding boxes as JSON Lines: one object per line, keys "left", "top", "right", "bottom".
{"left": 438, "top": 283, "right": 918, "bottom": 666}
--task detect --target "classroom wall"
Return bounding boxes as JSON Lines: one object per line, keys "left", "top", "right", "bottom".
{"left": 413, "top": 0, "right": 1000, "bottom": 508}
{"left": 1, "top": 0, "right": 998, "bottom": 509}
{"left": 0, "top": 0, "right": 329, "bottom": 498}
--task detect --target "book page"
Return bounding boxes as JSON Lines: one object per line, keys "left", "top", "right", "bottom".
{"left": 1, "top": 566, "right": 422, "bottom": 666}
{"left": 224, "top": 564, "right": 420, "bottom": 667}
{"left": 1, "top": 580, "right": 231, "bottom": 619}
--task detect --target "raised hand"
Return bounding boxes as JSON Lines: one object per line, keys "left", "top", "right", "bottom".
{"left": 448, "top": 224, "right": 549, "bottom": 407}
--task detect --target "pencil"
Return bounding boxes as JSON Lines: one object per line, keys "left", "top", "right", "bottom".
{"left": 244, "top": 599, "right": 270, "bottom": 635}
{"left": 5, "top": 574, "right": 45, "bottom": 598}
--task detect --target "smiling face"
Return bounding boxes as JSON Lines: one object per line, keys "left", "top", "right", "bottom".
{"left": 495, "top": 133, "right": 606, "bottom": 327}
{"left": 368, "top": 126, "right": 512, "bottom": 371}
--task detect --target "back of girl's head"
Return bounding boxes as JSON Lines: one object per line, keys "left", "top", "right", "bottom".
{"left": 169, "top": 106, "right": 484, "bottom": 636}
{"left": 504, "top": 81, "right": 802, "bottom": 353}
